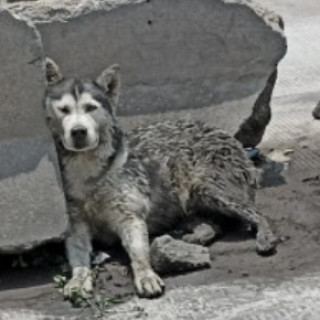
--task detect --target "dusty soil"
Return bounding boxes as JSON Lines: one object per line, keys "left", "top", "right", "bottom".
{"left": 1, "top": 147, "right": 320, "bottom": 319}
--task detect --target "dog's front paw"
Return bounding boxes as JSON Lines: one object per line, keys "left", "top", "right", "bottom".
{"left": 134, "top": 270, "right": 165, "bottom": 298}
{"left": 256, "top": 230, "right": 278, "bottom": 255}
{"left": 64, "top": 271, "right": 93, "bottom": 300}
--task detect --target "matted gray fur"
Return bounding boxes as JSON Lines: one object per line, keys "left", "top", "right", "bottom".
{"left": 43, "top": 58, "right": 277, "bottom": 299}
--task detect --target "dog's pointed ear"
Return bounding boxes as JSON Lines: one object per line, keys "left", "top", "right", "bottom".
{"left": 96, "top": 64, "right": 121, "bottom": 108}
{"left": 45, "top": 58, "right": 64, "bottom": 86}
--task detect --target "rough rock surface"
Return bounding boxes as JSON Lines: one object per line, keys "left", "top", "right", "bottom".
{"left": 0, "top": 7, "right": 68, "bottom": 253}
{"left": 5, "top": 0, "right": 286, "bottom": 135}
{"left": 150, "top": 235, "right": 211, "bottom": 274}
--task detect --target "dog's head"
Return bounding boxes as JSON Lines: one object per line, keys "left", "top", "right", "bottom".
{"left": 44, "top": 58, "right": 120, "bottom": 152}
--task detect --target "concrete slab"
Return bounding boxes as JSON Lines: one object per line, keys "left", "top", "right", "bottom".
{"left": 0, "top": 9, "right": 68, "bottom": 253}
{"left": 104, "top": 273, "right": 320, "bottom": 320}
{"left": 2, "top": 273, "right": 320, "bottom": 319}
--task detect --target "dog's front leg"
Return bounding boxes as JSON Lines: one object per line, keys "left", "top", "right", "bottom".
{"left": 64, "top": 215, "right": 93, "bottom": 299}
{"left": 118, "top": 218, "right": 165, "bottom": 298}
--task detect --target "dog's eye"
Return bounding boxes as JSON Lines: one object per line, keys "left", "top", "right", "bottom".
{"left": 59, "top": 106, "right": 70, "bottom": 115}
{"left": 85, "top": 104, "right": 98, "bottom": 113}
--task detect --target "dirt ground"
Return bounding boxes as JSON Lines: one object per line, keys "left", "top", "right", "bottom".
{"left": 1, "top": 146, "right": 320, "bottom": 319}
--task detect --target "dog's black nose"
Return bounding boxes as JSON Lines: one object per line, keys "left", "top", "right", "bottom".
{"left": 71, "top": 127, "right": 87, "bottom": 140}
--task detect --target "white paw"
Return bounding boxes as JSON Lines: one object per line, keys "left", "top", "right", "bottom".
{"left": 134, "top": 269, "right": 165, "bottom": 298}
{"left": 64, "top": 272, "right": 93, "bottom": 299}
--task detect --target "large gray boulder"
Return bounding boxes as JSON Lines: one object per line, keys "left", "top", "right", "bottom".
{"left": 0, "top": 8, "right": 68, "bottom": 253}
{"left": 5, "top": 0, "right": 287, "bottom": 135}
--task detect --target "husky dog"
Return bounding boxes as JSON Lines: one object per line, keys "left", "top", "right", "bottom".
{"left": 44, "top": 58, "right": 277, "bottom": 299}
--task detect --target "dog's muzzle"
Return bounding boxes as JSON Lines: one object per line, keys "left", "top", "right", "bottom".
{"left": 71, "top": 126, "right": 88, "bottom": 149}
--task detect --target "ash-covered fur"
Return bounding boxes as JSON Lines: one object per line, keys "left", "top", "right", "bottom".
{"left": 44, "top": 59, "right": 277, "bottom": 299}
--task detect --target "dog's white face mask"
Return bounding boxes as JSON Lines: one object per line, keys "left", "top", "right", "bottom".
{"left": 50, "top": 92, "right": 100, "bottom": 152}
{"left": 44, "top": 58, "right": 121, "bottom": 153}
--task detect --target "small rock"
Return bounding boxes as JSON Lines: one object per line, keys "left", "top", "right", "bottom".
{"left": 150, "top": 235, "right": 211, "bottom": 274}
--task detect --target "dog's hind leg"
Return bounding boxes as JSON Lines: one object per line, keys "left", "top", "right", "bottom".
{"left": 190, "top": 182, "right": 277, "bottom": 255}
{"left": 116, "top": 217, "right": 165, "bottom": 298}
{"left": 64, "top": 216, "right": 93, "bottom": 299}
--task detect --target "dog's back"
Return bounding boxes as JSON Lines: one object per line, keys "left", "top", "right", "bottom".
{"left": 129, "top": 120, "right": 256, "bottom": 207}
